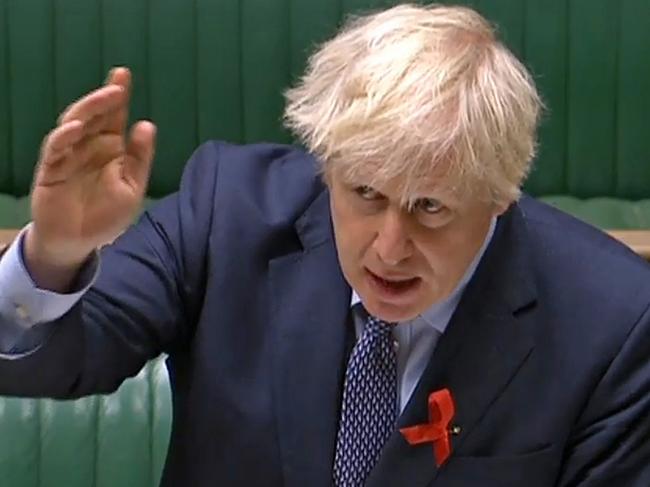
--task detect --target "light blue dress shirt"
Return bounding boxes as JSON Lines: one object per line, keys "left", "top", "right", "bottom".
{"left": 0, "top": 219, "right": 495, "bottom": 390}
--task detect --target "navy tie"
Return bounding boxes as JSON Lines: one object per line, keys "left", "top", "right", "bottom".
{"left": 333, "top": 314, "right": 398, "bottom": 487}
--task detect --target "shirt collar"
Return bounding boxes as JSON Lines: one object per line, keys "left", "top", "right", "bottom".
{"left": 350, "top": 216, "right": 496, "bottom": 333}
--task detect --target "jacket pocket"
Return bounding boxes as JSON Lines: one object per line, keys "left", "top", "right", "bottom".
{"left": 434, "top": 443, "right": 562, "bottom": 487}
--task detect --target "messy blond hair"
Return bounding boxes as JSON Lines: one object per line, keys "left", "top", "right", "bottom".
{"left": 284, "top": 3, "right": 543, "bottom": 206}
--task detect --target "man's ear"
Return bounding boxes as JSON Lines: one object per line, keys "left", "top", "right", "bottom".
{"left": 321, "top": 167, "right": 334, "bottom": 187}
{"left": 492, "top": 199, "right": 515, "bottom": 217}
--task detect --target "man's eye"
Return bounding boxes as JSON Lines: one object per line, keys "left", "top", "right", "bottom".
{"left": 414, "top": 198, "right": 445, "bottom": 214}
{"left": 354, "top": 185, "right": 380, "bottom": 200}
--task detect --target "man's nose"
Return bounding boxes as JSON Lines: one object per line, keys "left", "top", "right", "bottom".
{"left": 372, "top": 209, "right": 413, "bottom": 266}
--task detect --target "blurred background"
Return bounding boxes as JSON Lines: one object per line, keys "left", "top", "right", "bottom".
{"left": 0, "top": 0, "right": 648, "bottom": 486}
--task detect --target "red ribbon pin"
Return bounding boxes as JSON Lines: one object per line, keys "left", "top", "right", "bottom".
{"left": 399, "top": 388, "right": 456, "bottom": 467}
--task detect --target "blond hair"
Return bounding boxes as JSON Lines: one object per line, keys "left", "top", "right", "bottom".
{"left": 284, "top": 3, "right": 543, "bottom": 206}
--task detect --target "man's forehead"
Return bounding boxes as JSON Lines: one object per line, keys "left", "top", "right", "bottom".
{"left": 341, "top": 166, "right": 458, "bottom": 201}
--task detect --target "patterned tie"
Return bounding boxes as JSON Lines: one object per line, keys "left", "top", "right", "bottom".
{"left": 333, "top": 314, "right": 398, "bottom": 487}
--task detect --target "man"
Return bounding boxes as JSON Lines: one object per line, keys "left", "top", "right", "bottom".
{"left": 0, "top": 4, "right": 648, "bottom": 486}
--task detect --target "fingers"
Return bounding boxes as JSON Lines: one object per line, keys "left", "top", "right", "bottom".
{"left": 124, "top": 121, "right": 157, "bottom": 192}
{"left": 36, "top": 134, "right": 124, "bottom": 187}
{"left": 41, "top": 67, "right": 132, "bottom": 169}
{"left": 36, "top": 67, "right": 149, "bottom": 190}
{"left": 83, "top": 107, "right": 121, "bottom": 138}
{"left": 105, "top": 66, "right": 131, "bottom": 91}
{"left": 58, "top": 84, "right": 126, "bottom": 126}
{"left": 57, "top": 67, "right": 131, "bottom": 133}
{"left": 40, "top": 120, "right": 85, "bottom": 166}
{"left": 103, "top": 67, "right": 132, "bottom": 134}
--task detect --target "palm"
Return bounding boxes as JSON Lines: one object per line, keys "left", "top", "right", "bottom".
{"left": 34, "top": 152, "right": 134, "bottom": 248}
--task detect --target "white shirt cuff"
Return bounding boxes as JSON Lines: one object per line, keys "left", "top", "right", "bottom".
{"left": 0, "top": 224, "right": 99, "bottom": 329}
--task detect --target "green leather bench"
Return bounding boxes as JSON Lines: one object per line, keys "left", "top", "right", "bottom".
{"left": 0, "top": 356, "right": 171, "bottom": 487}
{"left": 0, "top": 0, "right": 648, "bottom": 485}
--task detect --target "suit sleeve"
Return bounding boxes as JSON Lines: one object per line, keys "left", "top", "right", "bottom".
{"left": 0, "top": 141, "right": 221, "bottom": 399}
{"left": 556, "top": 300, "right": 650, "bottom": 486}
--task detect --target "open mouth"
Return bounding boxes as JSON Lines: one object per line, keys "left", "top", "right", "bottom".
{"left": 366, "top": 269, "right": 421, "bottom": 296}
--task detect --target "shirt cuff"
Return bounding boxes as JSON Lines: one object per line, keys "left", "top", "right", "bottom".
{"left": 0, "top": 224, "right": 99, "bottom": 329}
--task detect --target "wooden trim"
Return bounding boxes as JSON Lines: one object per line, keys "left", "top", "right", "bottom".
{"left": 0, "top": 229, "right": 19, "bottom": 243}
{"left": 0, "top": 229, "right": 649, "bottom": 259}
{"left": 607, "top": 230, "right": 650, "bottom": 260}
{"left": 0, "top": 230, "right": 18, "bottom": 254}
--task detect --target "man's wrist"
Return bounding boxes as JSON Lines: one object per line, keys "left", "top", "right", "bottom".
{"left": 22, "top": 226, "right": 93, "bottom": 293}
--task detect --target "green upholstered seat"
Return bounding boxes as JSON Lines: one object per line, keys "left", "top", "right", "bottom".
{"left": 0, "top": 0, "right": 648, "bottom": 486}
{"left": 0, "top": 355, "right": 171, "bottom": 487}
{"left": 0, "top": 195, "right": 30, "bottom": 228}
{"left": 541, "top": 196, "right": 650, "bottom": 229}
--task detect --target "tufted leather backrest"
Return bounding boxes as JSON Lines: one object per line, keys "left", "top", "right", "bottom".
{"left": 0, "top": 356, "right": 171, "bottom": 487}
{"left": 0, "top": 0, "right": 649, "bottom": 199}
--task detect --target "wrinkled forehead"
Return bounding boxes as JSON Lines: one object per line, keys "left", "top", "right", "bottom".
{"left": 330, "top": 157, "right": 464, "bottom": 206}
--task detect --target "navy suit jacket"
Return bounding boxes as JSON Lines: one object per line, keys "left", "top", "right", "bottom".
{"left": 1, "top": 141, "right": 649, "bottom": 486}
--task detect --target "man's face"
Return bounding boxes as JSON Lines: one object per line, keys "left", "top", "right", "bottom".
{"left": 328, "top": 169, "right": 506, "bottom": 323}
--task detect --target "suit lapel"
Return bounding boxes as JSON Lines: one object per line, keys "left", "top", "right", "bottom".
{"left": 367, "top": 203, "right": 538, "bottom": 487}
{"left": 270, "top": 191, "right": 352, "bottom": 487}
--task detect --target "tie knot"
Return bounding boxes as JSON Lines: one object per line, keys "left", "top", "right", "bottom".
{"left": 365, "top": 315, "right": 394, "bottom": 337}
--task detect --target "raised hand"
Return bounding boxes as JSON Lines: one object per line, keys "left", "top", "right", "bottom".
{"left": 25, "top": 67, "right": 156, "bottom": 290}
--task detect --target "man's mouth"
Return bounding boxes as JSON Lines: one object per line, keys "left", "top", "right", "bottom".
{"left": 365, "top": 268, "right": 421, "bottom": 296}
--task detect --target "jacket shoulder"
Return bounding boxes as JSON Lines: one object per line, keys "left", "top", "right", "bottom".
{"left": 519, "top": 196, "right": 650, "bottom": 320}
{"left": 185, "top": 141, "right": 325, "bottom": 223}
